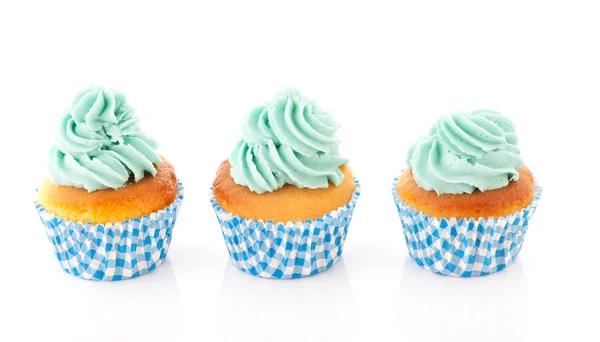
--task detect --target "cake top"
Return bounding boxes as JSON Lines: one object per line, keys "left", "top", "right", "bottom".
{"left": 48, "top": 86, "right": 162, "bottom": 192}
{"left": 229, "top": 89, "right": 348, "bottom": 194}
{"left": 406, "top": 110, "right": 523, "bottom": 195}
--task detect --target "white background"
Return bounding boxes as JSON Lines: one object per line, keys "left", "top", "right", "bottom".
{"left": 1, "top": 1, "right": 598, "bottom": 341}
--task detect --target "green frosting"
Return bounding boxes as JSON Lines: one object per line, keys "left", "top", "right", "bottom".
{"left": 49, "top": 86, "right": 162, "bottom": 192}
{"left": 407, "top": 110, "right": 523, "bottom": 194}
{"left": 230, "top": 89, "right": 348, "bottom": 194}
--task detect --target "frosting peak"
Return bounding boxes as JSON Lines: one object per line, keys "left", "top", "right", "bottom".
{"left": 230, "top": 89, "right": 348, "bottom": 194}
{"left": 407, "top": 110, "right": 523, "bottom": 194}
{"left": 49, "top": 86, "right": 162, "bottom": 192}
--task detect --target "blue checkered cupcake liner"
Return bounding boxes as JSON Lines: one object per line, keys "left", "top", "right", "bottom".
{"left": 393, "top": 176, "right": 542, "bottom": 277}
{"left": 35, "top": 181, "right": 184, "bottom": 281}
{"left": 210, "top": 179, "right": 361, "bottom": 279}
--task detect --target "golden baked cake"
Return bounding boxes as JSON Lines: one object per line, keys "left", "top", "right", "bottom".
{"left": 397, "top": 166, "right": 534, "bottom": 219}
{"left": 38, "top": 158, "right": 177, "bottom": 224}
{"left": 213, "top": 160, "right": 355, "bottom": 223}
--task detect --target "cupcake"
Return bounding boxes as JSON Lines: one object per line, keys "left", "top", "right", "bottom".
{"left": 211, "top": 89, "right": 360, "bottom": 279}
{"left": 36, "top": 86, "right": 184, "bottom": 281}
{"left": 393, "top": 110, "right": 542, "bottom": 277}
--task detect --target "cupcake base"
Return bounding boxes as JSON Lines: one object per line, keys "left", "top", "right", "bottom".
{"left": 211, "top": 180, "right": 361, "bottom": 279}
{"left": 36, "top": 181, "right": 184, "bottom": 281}
{"left": 393, "top": 177, "right": 542, "bottom": 277}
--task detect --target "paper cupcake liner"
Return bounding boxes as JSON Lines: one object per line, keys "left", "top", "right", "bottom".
{"left": 210, "top": 179, "right": 361, "bottom": 279}
{"left": 35, "top": 181, "right": 184, "bottom": 281}
{"left": 392, "top": 176, "right": 542, "bottom": 277}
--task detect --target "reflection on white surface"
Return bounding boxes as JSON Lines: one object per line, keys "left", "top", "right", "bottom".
{"left": 396, "top": 257, "right": 530, "bottom": 342}
{"left": 218, "top": 258, "right": 358, "bottom": 342}
{"left": 31, "top": 259, "right": 184, "bottom": 341}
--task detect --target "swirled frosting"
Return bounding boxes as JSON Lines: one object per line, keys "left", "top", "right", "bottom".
{"left": 407, "top": 110, "right": 523, "bottom": 194}
{"left": 49, "top": 86, "right": 162, "bottom": 192}
{"left": 230, "top": 89, "right": 348, "bottom": 194}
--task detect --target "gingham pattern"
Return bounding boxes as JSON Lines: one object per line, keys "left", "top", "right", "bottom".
{"left": 36, "top": 181, "right": 184, "bottom": 281}
{"left": 393, "top": 177, "right": 542, "bottom": 277}
{"left": 211, "top": 180, "right": 360, "bottom": 279}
